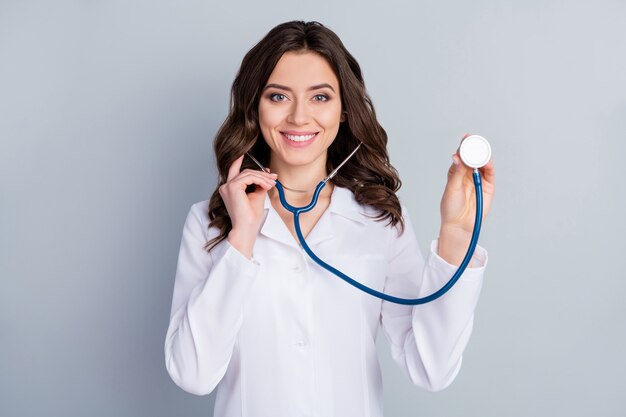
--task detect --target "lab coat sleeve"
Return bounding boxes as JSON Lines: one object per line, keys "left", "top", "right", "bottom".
{"left": 380, "top": 208, "right": 487, "bottom": 392}
{"left": 164, "top": 202, "right": 260, "bottom": 395}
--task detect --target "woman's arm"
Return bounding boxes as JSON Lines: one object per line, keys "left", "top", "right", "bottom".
{"left": 164, "top": 202, "right": 260, "bottom": 395}
{"left": 380, "top": 210, "right": 488, "bottom": 392}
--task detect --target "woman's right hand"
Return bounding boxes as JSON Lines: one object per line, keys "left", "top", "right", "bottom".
{"left": 219, "top": 155, "right": 277, "bottom": 259}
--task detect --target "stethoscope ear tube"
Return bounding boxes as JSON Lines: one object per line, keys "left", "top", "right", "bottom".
{"left": 276, "top": 171, "right": 483, "bottom": 305}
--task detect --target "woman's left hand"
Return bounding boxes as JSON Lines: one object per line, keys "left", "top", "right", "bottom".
{"left": 438, "top": 134, "right": 495, "bottom": 264}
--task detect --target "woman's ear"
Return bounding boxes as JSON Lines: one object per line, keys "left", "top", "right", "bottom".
{"left": 341, "top": 111, "right": 347, "bottom": 122}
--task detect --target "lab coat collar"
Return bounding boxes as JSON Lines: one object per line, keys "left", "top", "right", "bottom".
{"left": 260, "top": 185, "right": 366, "bottom": 248}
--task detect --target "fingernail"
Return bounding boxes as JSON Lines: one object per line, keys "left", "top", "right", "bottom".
{"left": 452, "top": 155, "right": 459, "bottom": 166}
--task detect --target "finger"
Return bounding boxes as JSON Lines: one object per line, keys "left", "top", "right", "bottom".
{"left": 239, "top": 168, "right": 278, "bottom": 180}
{"left": 230, "top": 171, "right": 277, "bottom": 190}
{"left": 449, "top": 133, "right": 478, "bottom": 187}
{"left": 447, "top": 153, "right": 470, "bottom": 189}
{"left": 480, "top": 159, "right": 495, "bottom": 185}
{"left": 236, "top": 169, "right": 278, "bottom": 189}
{"left": 227, "top": 155, "right": 245, "bottom": 182}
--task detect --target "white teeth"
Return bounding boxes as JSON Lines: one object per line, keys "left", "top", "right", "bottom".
{"left": 284, "top": 133, "right": 316, "bottom": 142}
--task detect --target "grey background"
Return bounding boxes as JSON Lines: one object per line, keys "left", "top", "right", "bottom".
{"left": 1, "top": 0, "right": 625, "bottom": 416}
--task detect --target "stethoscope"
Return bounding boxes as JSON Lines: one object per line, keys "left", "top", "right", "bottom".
{"left": 246, "top": 135, "right": 492, "bottom": 305}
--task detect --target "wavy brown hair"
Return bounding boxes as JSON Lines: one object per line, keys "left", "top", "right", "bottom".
{"left": 205, "top": 20, "right": 404, "bottom": 251}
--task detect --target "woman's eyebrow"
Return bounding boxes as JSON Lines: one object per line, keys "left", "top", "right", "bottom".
{"left": 263, "top": 83, "right": 336, "bottom": 93}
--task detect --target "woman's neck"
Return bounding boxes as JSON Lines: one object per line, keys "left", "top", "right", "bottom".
{"left": 269, "top": 155, "right": 333, "bottom": 202}
{"left": 269, "top": 156, "right": 327, "bottom": 190}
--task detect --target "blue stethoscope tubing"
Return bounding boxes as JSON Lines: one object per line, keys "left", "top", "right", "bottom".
{"left": 275, "top": 170, "right": 483, "bottom": 305}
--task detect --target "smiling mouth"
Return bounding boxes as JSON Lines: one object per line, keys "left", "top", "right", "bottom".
{"left": 282, "top": 132, "right": 318, "bottom": 142}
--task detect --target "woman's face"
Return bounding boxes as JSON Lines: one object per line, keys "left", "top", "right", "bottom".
{"left": 258, "top": 51, "right": 344, "bottom": 171}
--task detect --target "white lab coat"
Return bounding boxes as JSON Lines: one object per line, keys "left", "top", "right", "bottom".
{"left": 164, "top": 185, "right": 488, "bottom": 417}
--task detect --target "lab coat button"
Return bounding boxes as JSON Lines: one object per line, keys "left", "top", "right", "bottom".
{"left": 295, "top": 340, "right": 307, "bottom": 347}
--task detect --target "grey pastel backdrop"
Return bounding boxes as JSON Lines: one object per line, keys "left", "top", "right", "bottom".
{"left": 1, "top": 0, "right": 625, "bottom": 416}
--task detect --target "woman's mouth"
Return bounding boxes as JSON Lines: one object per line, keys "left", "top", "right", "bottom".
{"left": 280, "top": 131, "right": 319, "bottom": 148}
{"left": 282, "top": 132, "right": 318, "bottom": 142}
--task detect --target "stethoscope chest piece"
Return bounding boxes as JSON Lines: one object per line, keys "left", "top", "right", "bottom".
{"left": 459, "top": 135, "right": 491, "bottom": 169}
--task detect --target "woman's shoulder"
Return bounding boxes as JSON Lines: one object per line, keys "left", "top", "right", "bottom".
{"left": 189, "top": 199, "right": 210, "bottom": 217}
{"left": 186, "top": 199, "right": 210, "bottom": 224}
{"left": 184, "top": 200, "right": 220, "bottom": 242}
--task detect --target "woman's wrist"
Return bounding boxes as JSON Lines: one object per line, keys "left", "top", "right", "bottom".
{"left": 438, "top": 224, "right": 473, "bottom": 267}
{"left": 227, "top": 228, "right": 256, "bottom": 260}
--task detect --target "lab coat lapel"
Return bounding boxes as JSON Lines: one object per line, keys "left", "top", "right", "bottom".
{"left": 259, "top": 194, "right": 300, "bottom": 249}
{"left": 303, "top": 205, "right": 333, "bottom": 246}
{"left": 258, "top": 186, "right": 365, "bottom": 248}
{"left": 306, "top": 186, "right": 366, "bottom": 247}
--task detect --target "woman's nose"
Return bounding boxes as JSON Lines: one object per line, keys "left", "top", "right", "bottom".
{"left": 287, "top": 100, "right": 310, "bottom": 125}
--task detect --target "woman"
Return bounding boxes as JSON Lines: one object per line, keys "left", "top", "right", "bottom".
{"left": 165, "top": 20, "right": 495, "bottom": 417}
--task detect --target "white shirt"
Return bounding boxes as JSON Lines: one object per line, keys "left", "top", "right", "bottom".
{"left": 164, "top": 186, "right": 488, "bottom": 417}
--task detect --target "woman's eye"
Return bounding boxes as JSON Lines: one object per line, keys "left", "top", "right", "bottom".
{"left": 313, "top": 94, "right": 328, "bottom": 102}
{"left": 269, "top": 93, "right": 286, "bottom": 102}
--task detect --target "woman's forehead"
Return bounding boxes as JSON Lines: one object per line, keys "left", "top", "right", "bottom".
{"left": 265, "top": 51, "right": 339, "bottom": 91}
